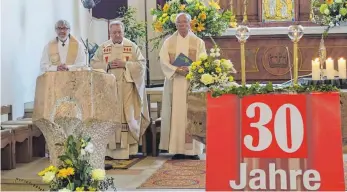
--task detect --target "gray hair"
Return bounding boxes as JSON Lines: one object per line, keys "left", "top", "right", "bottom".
{"left": 55, "top": 20, "right": 70, "bottom": 29}
{"left": 175, "top": 13, "right": 192, "bottom": 24}
{"left": 109, "top": 20, "right": 125, "bottom": 32}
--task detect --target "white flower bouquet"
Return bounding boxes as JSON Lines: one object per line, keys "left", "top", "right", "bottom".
{"left": 313, "top": 0, "right": 347, "bottom": 31}
{"left": 186, "top": 45, "right": 237, "bottom": 90}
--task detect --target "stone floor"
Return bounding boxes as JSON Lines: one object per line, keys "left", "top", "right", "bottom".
{"left": 1, "top": 154, "right": 206, "bottom": 191}
{"left": 2, "top": 154, "right": 346, "bottom": 191}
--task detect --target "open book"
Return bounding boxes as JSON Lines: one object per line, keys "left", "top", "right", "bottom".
{"left": 172, "top": 53, "right": 193, "bottom": 67}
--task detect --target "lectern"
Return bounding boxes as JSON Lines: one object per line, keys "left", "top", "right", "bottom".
{"left": 32, "top": 71, "right": 120, "bottom": 169}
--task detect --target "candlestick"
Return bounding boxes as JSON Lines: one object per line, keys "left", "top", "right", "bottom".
{"left": 326, "top": 58, "right": 335, "bottom": 80}
{"left": 338, "top": 58, "right": 347, "bottom": 79}
{"left": 235, "top": 25, "right": 250, "bottom": 86}
{"left": 312, "top": 59, "right": 320, "bottom": 80}
{"left": 288, "top": 25, "right": 304, "bottom": 85}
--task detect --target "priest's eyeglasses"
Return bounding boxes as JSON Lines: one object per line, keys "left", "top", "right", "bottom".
{"left": 56, "top": 27, "right": 70, "bottom": 31}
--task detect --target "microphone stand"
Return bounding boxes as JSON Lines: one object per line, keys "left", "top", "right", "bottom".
{"left": 144, "top": 0, "right": 151, "bottom": 88}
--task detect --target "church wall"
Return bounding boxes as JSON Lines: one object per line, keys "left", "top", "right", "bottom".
{"left": 1, "top": 0, "right": 90, "bottom": 119}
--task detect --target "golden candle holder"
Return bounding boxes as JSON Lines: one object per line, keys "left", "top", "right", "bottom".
{"left": 235, "top": 25, "right": 250, "bottom": 86}
{"left": 288, "top": 25, "right": 304, "bottom": 85}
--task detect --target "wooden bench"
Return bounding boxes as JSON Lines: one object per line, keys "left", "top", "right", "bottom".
{"left": 3, "top": 119, "right": 46, "bottom": 158}
{"left": 1, "top": 129, "right": 15, "bottom": 170}
{"left": 146, "top": 87, "right": 163, "bottom": 157}
{"left": 1, "top": 105, "right": 46, "bottom": 158}
{"left": 1, "top": 125, "right": 32, "bottom": 163}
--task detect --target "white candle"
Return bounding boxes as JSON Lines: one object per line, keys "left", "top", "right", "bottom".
{"left": 326, "top": 58, "right": 335, "bottom": 79}
{"left": 312, "top": 58, "right": 320, "bottom": 80}
{"left": 338, "top": 58, "right": 346, "bottom": 79}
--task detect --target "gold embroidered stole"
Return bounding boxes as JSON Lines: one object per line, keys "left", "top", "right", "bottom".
{"left": 102, "top": 41, "right": 133, "bottom": 64}
{"left": 102, "top": 39, "right": 134, "bottom": 82}
{"left": 168, "top": 32, "right": 198, "bottom": 64}
{"left": 167, "top": 32, "right": 198, "bottom": 145}
{"left": 48, "top": 36, "right": 79, "bottom": 65}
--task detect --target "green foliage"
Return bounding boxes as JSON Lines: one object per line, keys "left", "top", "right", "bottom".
{"left": 211, "top": 82, "right": 340, "bottom": 98}
{"left": 118, "top": 6, "right": 147, "bottom": 48}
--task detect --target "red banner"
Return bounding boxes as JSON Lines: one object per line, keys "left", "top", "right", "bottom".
{"left": 206, "top": 92, "right": 344, "bottom": 191}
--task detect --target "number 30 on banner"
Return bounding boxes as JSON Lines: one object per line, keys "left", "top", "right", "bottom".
{"left": 241, "top": 95, "right": 308, "bottom": 158}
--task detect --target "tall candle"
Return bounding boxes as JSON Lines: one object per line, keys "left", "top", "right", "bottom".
{"left": 312, "top": 58, "right": 320, "bottom": 80}
{"left": 326, "top": 58, "right": 335, "bottom": 79}
{"left": 338, "top": 58, "right": 346, "bottom": 79}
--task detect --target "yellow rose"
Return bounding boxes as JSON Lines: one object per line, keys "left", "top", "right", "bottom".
{"left": 228, "top": 76, "right": 234, "bottom": 81}
{"left": 196, "top": 60, "right": 202, "bottom": 66}
{"left": 214, "top": 60, "right": 221, "bottom": 67}
{"left": 92, "top": 169, "right": 106, "bottom": 181}
{"left": 215, "top": 67, "right": 222, "bottom": 73}
{"left": 42, "top": 171, "right": 55, "bottom": 183}
{"left": 191, "top": 65, "right": 197, "bottom": 70}
{"left": 162, "top": 13, "right": 168, "bottom": 18}
{"left": 199, "top": 53, "right": 208, "bottom": 60}
{"left": 198, "top": 68, "right": 205, "bottom": 73}
{"left": 200, "top": 74, "right": 214, "bottom": 85}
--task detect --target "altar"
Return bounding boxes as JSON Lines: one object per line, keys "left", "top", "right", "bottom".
{"left": 203, "top": 26, "right": 347, "bottom": 83}
{"left": 201, "top": 0, "right": 347, "bottom": 83}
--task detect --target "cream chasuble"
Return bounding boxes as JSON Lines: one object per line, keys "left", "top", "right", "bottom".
{"left": 90, "top": 38, "right": 150, "bottom": 159}
{"left": 40, "top": 36, "right": 86, "bottom": 73}
{"left": 159, "top": 31, "right": 206, "bottom": 156}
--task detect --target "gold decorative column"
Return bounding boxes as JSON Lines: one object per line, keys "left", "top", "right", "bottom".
{"left": 235, "top": 25, "right": 250, "bottom": 85}
{"left": 242, "top": 0, "right": 248, "bottom": 23}
{"left": 288, "top": 25, "right": 304, "bottom": 85}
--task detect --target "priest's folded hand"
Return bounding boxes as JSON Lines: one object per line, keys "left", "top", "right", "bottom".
{"left": 176, "top": 67, "right": 189, "bottom": 76}
{"left": 57, "top": 64, "right": 69, "bottom": 71}
{"left": 109, "top": 59, "right": 125, "bottom": 69}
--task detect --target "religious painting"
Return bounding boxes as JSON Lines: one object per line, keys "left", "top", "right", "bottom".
{"left": 262, "top": 0, "right": 295, "bottom": 22}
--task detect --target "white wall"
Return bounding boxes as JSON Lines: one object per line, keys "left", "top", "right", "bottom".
{"left": 1, "top": 0, "right": 90, "bottom": 119}
{"left": 0, "top": 0, "right": 163, "bottom": 119}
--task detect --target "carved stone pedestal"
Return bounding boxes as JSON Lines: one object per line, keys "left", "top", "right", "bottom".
{"left": 32, "top": 71, "right": 120, "bottom": 169}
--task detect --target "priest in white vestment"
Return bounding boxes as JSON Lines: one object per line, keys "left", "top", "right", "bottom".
{"left": 159, "top": 13, "right": 206, "bottom": 160}
{"left": 40, "top": 20, "right": 86, "bottom": 73}
{"left": 90, "top": 21, "right": 150, "bottom": 160}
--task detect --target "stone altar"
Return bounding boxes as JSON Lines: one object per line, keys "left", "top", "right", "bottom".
{"left": 187, "top": 90, "right": 347, "bottom": 145}
{"left": 32, "top": 71, "right": 120, "bottom": 169}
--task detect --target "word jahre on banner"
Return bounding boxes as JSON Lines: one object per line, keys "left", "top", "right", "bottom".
{"left": 206, "top": 93, "right": 344, "bottom": 191}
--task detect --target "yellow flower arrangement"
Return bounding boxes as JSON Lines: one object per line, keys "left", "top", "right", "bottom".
{"left": 150, "top": 0, "right": 237, "bottom": 50}
{"left": 37, "top": 135, "right": 116, "bottom": 191}
{"left": 186, "top": 44, "right": 237, "bottom": 89}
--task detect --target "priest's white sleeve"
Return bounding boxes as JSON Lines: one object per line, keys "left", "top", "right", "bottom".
{"left": 67, "top": 42, "right": 87, "bottom": 70}
{"left": 159, "top": 40, "right": 178, "bottom": 79}
{"left": 125, "top": 44, "right": 146, "bottom": 85}
{"left": 40, "top": 44, "right": 58, "bottom": 73}
{"left": 90, "top": 46, "right": 107, "bottom": 71}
